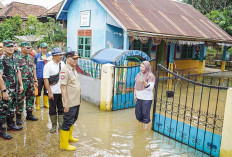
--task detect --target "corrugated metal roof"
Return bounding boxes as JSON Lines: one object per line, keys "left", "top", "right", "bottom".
{"left": 99, "top": 0, "right": 232, "bottom": 43}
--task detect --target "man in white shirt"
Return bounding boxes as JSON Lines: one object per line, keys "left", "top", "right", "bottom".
{"left": 44, "top": 48, "right": 65, "bottom": 133}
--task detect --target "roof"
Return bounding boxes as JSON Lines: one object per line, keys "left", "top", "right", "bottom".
{"left": 57, "top": 0, "right": 232, "bottom": 43}
{"left": 41, "top": 1, "right": 62, "bottom": 17}
{"left": 0, "top": 2, "right": 4, "bottom": 9}
{"left": 91, "top": 48, "right": 150, "bottom": 65}
{"left": 0, "top": 2, "right": 47, "bottom": 19}
{"left": 57, "top": 0, "right": 72, "bottom": 20}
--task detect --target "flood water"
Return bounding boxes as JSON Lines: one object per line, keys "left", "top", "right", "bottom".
{"left": 0, "top": 100, "right": 209, "bottom": 157}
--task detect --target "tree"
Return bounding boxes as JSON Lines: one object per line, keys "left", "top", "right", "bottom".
{"left": 0, "top": 15, "right": 66, "bottom": 49}
{"left": 41, "top": 17, "right": 67, "bottom": 47}
{"left": 182, "top": 0, "right": 232, "bottom": 15}
{"left": 206, "top": 9, "right": 232, "bottom": 36}
{"left": 0, "top": 15, "right": 23, "bottom": 41}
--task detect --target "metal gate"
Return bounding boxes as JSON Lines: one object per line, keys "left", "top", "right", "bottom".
{"left": 152, "top": 64, "right": 229, "bottom": 157}
{"left": 112, "top": 65, "right": 140, "bottom": 110}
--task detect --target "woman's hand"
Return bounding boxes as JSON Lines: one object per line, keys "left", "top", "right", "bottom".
{"left": 141, "top": 78, "right": 148, "bottom": 87}
{"left": 134, "top": 93, "right": 137, "bottom": 103}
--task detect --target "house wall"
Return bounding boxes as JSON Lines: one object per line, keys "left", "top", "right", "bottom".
{"left": 67, "top": 0, "right": 107, "bottom": 55}
{"left": 79, "top": 74, "right": 101, "bottom": 106}
{"left": 175, "top": 60, "right": 200, "bottom": 70}
{"left": 105, "top": 24, "right": 123, "bottom": 49}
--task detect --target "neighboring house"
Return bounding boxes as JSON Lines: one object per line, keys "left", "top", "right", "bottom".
{"left": 0, "top": 2, "right": 4, "bottom": 10}
{"left": 0, "top": 2, "right": 47, "bottom": 22}
{"left": 38, "top": 1, "right": 66, "bottom": 27}
{"left": 57, "top": 0, "right": 232, "bottom": 72}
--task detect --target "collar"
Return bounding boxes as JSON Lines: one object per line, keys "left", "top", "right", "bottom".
{"left": 21, "top": 53, "right": 29, "bottom": 58}
{"left": 51, "top": 59, "right": 61, "bottom": 65}
{"left": 66, "top": 63, "right": 74, "bottom": 70}
{"left": 4, "top": 53, "right": 13, "bottom": 59}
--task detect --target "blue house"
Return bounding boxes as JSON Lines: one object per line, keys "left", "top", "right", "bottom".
{"left": 57, "top": 0, "right": 232, "bottom": 73}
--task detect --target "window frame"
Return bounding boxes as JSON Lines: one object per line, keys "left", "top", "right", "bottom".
{"left": 78, "top": 36, "right": 92, "bottom": 59}
{"left": 132, "top": 40, "right": 150, "bottom": 56}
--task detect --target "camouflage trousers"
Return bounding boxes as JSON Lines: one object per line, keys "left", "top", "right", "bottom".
{"left": 16, "top": 80, "right": 35, "bottom": 114}
{"left": 0, "top": 88, "right": 17, "bottom": 120}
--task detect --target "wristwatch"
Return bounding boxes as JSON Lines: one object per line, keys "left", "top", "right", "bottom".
{"left": 1, "top": 89, "right": 7, "bottom": 93}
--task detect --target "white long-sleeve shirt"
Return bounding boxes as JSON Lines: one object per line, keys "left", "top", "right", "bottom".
{"left": 135, "top": 82, "right": 155, "bottom": 100}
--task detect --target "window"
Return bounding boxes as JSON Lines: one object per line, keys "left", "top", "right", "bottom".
{"left": 133, "top": 40, "right": 150, "bottom": 56}
{"left": 181, "top": 45, "right": 193, "bottom": 59}
{"left": 78, "top": 30, "right": 92, "bottom": 58}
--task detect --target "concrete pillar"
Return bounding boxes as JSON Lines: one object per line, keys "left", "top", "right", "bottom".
{"left": 100, "top": 64, "right": 115, "bottom": 111}
{"left": 198, "top": 44, "right": 207, "bottom": 73}
{"left": 221, "top": 46, "right": 227, "bottom": 72}
{"left": 123, "top": 30, "right": 128, "bottom": 50}
{"left": 220, "top": 88, "right": 232, "bottom": 156}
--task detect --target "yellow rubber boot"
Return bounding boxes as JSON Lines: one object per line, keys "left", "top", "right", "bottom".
{"left": 36, "top": 96, "right": 40, "bottom": 110}
{"left": 69, "top": 125, "right": 79, "bottom": 142}
{"left": 60, "top": 130, "right": 76, "bottom": 151}
{"left": 43, "top": 95, "right": 49, "bottom": 108}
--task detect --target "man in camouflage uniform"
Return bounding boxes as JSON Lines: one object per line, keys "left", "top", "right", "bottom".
{"left": 0, "top": 40, "right": 24, "bottom": 140}
{"left": 15, "top": 42, "right": 38, "bottom": 125}
{"left": 13, "top": 42, "right": 20, "bottom": 56}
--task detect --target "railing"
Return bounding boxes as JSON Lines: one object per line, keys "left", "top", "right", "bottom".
{"left": 78, "top": 59, "right": 102, "bottom": 79}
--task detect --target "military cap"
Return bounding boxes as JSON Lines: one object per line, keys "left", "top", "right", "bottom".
{"left": 40, "top": 43, "right": 48, "bottom": 48}
{"left": 21, "top": 42, "right": 31, "bottom": 47}
{"left": 3, "top": 40, "right": 14, "bottom": 47}
{"left": 65, "top": 51, "right": 81, "bottom": 59}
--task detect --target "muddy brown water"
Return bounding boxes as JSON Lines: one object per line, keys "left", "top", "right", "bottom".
{"left": 0, "top": 100, "right": 209, "bottom": 157}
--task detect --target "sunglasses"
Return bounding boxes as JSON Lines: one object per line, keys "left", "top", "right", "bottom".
{"left": 7, "top": 46, "right": 14, "bottom": 48}
{"left": 42, "top": 47, "right": 47, "bottom": 49}
{"left": 26, "top": 47, "right": 32, "bottom": 49}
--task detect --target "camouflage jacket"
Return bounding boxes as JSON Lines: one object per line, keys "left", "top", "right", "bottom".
{"left": 15, "top": 53, "right": 34, "bottom": 81}
{"left": 0, "top": 54, "right": 19, "bottom": 89}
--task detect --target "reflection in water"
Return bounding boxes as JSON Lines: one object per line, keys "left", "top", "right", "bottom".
{"left": 0, "top": 100, "right": 208, "bottom": 156}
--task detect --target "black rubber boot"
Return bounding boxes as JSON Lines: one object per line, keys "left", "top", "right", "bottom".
{"left": 0, "top": 118, "right": 12, "bottom": 140}
{"left": 0, "top": 126, "right": 13, "bottom": 139}
{"left": 26, "top": 111, "right": 38, "bottom": 121}
{"left": 16, "top": 114, "right": 23, "bottom": 125}
{"left": 7, "top": 115, "right": 23, "bottom": 131}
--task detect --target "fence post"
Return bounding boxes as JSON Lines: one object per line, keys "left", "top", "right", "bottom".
{"left": 198, "top": 44, "right": 207, "bottom": 74}
{"left": 221, "top": 45, "right": 227, "bottom": 72}
{"left": 220, "top": 88, "right": 232, "bottom": 156}
{"left": 100, "top": 64, "right": 115, "bottom": 111}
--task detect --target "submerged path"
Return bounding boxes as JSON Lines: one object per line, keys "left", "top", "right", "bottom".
{"left": 0, "top": 100, "right": 208, "bottom": 156}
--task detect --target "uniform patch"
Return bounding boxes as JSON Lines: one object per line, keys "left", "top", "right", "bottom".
{"left": 61, "top": 74, "right": 65, "bottom": 80}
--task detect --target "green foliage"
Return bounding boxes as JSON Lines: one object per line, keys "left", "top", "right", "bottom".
{"left": 207, "top": 48, "right": 217, "bottom": 54}
{"left": 206, "top": 9, "right": 232, "bottom": 36}
{"left": 0, "top": 15, "right": 66, "bottom": 49}
{"left": 0, "top": 14, "right": 23, "bottom": 41}
{"left": 228, "top": 48, "right": 232, "bottom": 54}
{"left": 182, "top": 0, "right": 232, "bottom": 36}
{"left": 182, "top": 0, "right": 232, "bottom": 15}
